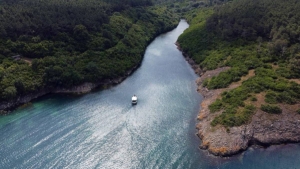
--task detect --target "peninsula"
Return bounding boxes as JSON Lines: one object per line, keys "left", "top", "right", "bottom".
{"left": 195, "top": 67, "right": 300, "bottom": 156}
{"left": 177, "top": 0, "right": 300, "bottom": 156}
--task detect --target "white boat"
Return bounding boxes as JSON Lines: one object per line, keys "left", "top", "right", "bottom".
{"left": 132, "top": 95, "right": 137, "bottom": 105}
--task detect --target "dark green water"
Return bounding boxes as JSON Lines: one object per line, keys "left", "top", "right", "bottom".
{"left": 1, "top": 20, "right": 300, "bottom": 169}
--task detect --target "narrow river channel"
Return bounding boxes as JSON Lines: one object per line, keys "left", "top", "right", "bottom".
{"left": 1, "top": 20, "right": 300, "bottom": 169}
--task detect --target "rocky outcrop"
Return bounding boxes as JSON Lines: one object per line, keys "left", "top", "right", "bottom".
{"left": 177, "top": 42, "right": 300, "bottom": 156}
{"left": 0, "top": 89, "right": 49, "bottom": 114}
{"left": 197, "top": 80, "right": 300, "bottom": 156}
{"left": 197, "top": 68, "right": 300, "bottom": 157}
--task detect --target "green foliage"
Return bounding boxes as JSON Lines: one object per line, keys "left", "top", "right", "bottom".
{"left": 206, "top": 67, "right": 248, "bottom": 89}
{"left": 206, "top": 0, "right": 300, "bottom": 43}
{"left": 208, "top": 99, "right": 223, "bottom": 113}
{"left": 265, "top": 91, "right": 278, "bottom": 104}
{"left": 202, "top": 78, "right": 209, "bottom": 87}
{"left": 211, "top": 104, "right": 256, "bottom": 127}
{"left": 177, "top": 8, "right": 215, "bottom": 65}
{"left": 0, "top": 0, "right": 179, "bottom": 102}
{"left": 263, "top": 82, "right": 297, "bottom": 105}
{"left": 276, "top": 67, "right": 293, "bottom": 79}
{"left": 250, "top": 97, "right": 257, "bottom": 101}
{"left": 276, "top": 91, "right": 297, "bottom": 104}
{"left": 261, "top": 104, "right": 282, "bottom": 114}
{"left": 2, "top": 86, "right": 17, "bottom": 100}
{"left": 178, "top": 0, "right": 300, "bottom": 127}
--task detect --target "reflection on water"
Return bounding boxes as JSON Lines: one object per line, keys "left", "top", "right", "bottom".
{"left": 0, "top": 20, "right": 300, "bottom": 169}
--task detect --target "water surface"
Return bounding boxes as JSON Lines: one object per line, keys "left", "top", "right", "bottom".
{"left": 1, "top": 20, "right": 300, "bottom": 169}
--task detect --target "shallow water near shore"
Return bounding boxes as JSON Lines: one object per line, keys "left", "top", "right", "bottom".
{"left": 1, "top": 20, "right": 300, "bottom": 169}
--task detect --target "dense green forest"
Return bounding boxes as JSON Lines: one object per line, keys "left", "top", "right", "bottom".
{"left": 0, "top": 0, "right": 178, "bottom": 102}
{"left": 178, "top": 0, "right": 300, "bottom": 127}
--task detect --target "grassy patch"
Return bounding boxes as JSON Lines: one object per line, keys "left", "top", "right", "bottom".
{"left": 211, "top": 105, "right": 256, "bottom": 127}
{"left": 261, "top": 104, "right": 282, "bottom": 114}
{"left": 208, "top": 99, "right": 223, "bottom": 113}
{"left": 178, "top": 4, "right": 300, "bottom": 127}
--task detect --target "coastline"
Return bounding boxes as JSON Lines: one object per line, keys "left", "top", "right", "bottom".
{"left": 176, "top": 42, "right": 300, "bottom": 156}
{"left": 0, "top": 63, "right": 140, "bottom": 114}
{"left": 0, "top": 23, "right": 179, "bottom": 114}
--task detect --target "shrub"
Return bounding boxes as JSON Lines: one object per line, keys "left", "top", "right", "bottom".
{"left": 251, "top": 97, "right": 257, "bottom": 101}
{"left": 276, "top": 67, "right": 292, "bottom": 78}
{"left": 261, "top": 104, "right": 282, "bottom": 114}
{"left": 202, "top": 78, "right": 209, "bottom": 87}
{"left": 206, "top": 66, "right": 249, "bottom": 89}
{"left": 265, "top": 91, "right": 278, "bottom": 104}
{"left": 277, "top": 91, "right": 297, "bottom": 104}
{"left": 209, "top": 99, "right": 223, "bottom": 113}
{"left": 211, "top": 105, "right": 256, "bottom": 127}
{"left": 2, "top": 86, "right": 17, "bottom": 100}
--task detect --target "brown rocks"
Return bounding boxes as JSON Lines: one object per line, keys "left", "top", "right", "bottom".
{"left": 197, "top": 69, "right": 300, "bottom": 156}
{"left": 176, "top": 41, "right": 300, "bottom": 156}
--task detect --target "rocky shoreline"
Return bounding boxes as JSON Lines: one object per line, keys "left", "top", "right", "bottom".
{"left": 0, "top": 64, "right": 140, "bottom": 114}
{"left": 176, "top": 42, "right": 300, "bottom": 156}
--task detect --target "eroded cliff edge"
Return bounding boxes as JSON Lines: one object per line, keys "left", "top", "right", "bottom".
{"left": 177, "top": 43, "right": 300, "bottom": 157}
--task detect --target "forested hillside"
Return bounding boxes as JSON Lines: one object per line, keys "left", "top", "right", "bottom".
{"left": 153, "top": 0, "right": 227, "bottom": 13}
{"left": 178, "top": 0, "right": 300, "bottom": 127}
{"left": 0, "top": 0, "right": 178, "bottom": 103}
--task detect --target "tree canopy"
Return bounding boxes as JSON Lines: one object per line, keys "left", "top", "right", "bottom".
{"left": 0, "top": 0, "right": 179, "bottom": 102}
{"left": 178, "top": 0, "right": 300, "bottom": 127}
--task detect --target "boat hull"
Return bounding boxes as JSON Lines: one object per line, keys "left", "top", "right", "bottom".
{"left": 132, "top": 96, "right": 138, "bottom": 105}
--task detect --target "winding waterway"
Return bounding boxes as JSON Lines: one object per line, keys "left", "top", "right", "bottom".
{"left": 1, "top": 20, "right": 300, "bottom": 169}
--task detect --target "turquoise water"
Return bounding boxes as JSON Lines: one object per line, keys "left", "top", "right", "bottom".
{"left": 1, "top": 20, "right": 300, "bottom": 169}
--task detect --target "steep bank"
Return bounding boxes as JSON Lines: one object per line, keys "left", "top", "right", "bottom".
{"left": 177, "top": 42, "right": 300, "bottom": 156}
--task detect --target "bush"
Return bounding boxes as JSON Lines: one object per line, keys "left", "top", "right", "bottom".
{"left": 251, "top": 97, "right": 257, "bottom": 101}
{"left": 202, "top": 78, "right": 209, "bottom": 87}
{"left": 265, "top": 91, "right": 278, "bottom": 104}
{"left": 211, "top": 105, "right": 256, "bottom": 127}
{"left": 277, "top": 91, "right": 297, "bottom": 104}
{"left": 2, "top": 86, "right": 17, "bottom": 100}
{"left": 276, "top": 67, "right": 292, "bottom": 78}
{"left": 178, "top": 0, "right": 300, "bottom": 128}
{"left": 206, "top": 66, "right": 249, "bottom": 89}
{"left": 209, "top": 99, "right": 223, "bottom": 113}
{"left": 265, "top": 90, "right": 296, "bottom": 105}
{"left": 261, "top": 104, "right": 282, "bottom": 114}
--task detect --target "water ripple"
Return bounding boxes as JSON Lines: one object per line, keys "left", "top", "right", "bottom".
{"left": 1, "top": 20, "right": 300, "bottom": 169}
